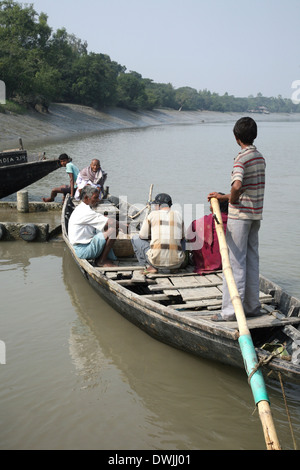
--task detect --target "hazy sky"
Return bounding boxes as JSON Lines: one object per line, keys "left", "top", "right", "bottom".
{"left": 31, "top": 0, "right": 300, "bottom": 99}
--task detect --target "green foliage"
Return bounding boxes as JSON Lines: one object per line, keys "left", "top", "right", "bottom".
{"left": 0, "top": 99, "right": 26, "bottom": 113}
{"left": 71, "top": 53, "right": 123, "bottom": 107}
{"left": 0, "top": 1, "right": 54, "bottom": 102}
{"left": 116, "top": 71, "right": 149, "bottom": 110}
{"left": 175, "top": 87, "right": 203, "bottom": 110}
{"left": 144, "top": 81, "right": 176, "bottom": 109}
{"left": 0, "top": 1, "right": 299, "bottom": 114}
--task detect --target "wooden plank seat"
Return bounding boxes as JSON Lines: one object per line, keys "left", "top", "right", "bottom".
{"left": 147, "top": 271, "right": 272, "bottom": 306}
{"left": 170, "top": 299, "right": 300, "bottom": 336}
{"left": 169, "top": 292, "right": 273, "bottom": 311}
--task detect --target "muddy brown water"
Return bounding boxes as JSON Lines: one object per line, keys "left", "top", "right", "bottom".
{"left": 1, "top": 119, "right": 299, "bottom": 450}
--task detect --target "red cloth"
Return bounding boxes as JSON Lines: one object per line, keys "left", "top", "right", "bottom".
{"left": 189, "top": 212, "right": 228, "bottom": 275}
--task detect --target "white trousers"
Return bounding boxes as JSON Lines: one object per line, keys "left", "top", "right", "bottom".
{"left": 222, "top": 218, "right": 261, "bottom": 320}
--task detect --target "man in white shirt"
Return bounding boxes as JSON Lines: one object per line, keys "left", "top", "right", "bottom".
{"left": 68, "top": 186, "right": 120, "bottom": 267}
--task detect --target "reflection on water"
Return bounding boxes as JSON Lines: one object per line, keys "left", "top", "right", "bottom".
{"left": 1, "top": 120, "right": 300, "bottom": 450}
{"left": 62, "top": 249, "right": 267, "bottom": 450}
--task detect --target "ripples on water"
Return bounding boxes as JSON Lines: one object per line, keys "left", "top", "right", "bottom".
{"left": 1, "top": 120, "right": 299, "bottom": 450}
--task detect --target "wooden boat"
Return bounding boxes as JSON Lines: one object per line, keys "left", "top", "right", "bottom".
{"left": 0, "top": 144, "right": 61, "bottom": 199}
{"left": 62, "top": 194, "right": 300, "bottom": 385}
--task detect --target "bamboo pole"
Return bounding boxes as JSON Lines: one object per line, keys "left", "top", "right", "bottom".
{"left": 129, "top": 185, "right": 153, "bottom": 220}
{"left": 210, "top": 198, "right": 281, "bottom": 450}
{"left": 147, "top": 184, "right": 154, "bottom": 208}
{"left": 145, "top": 183, "right": 153, "bottom": 218}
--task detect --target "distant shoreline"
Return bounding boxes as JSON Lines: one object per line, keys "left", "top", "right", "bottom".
{"left": 1, "top": 103, "right": 300, "bottom": 150}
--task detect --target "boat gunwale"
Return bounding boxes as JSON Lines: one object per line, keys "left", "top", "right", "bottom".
{"left": 0, "top": 158, "right": 60, "bottom": 171}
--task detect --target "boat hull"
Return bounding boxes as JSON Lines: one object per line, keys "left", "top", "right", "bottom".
{"left": 0, "top": 159, "right": 60, "bottom": 199}
{"left": 62, "top": 196, "right": 300, "bottom": 385}
{"left": 71, "top": 250, "right": 244, "bottom": 367}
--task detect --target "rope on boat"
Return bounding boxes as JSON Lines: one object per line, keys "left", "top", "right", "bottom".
{"left": 278, "top": 372, "right": 298, "bottom": 450}
{"left": 249, "top": 350, "right": 297, "bottom": 450}
{"left": 247, "top": 349, "right": 282, "bottom": 384}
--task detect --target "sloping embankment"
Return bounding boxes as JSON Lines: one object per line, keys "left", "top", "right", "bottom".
{"left": 1, "top": 103, "right": 299, "bottom": 150}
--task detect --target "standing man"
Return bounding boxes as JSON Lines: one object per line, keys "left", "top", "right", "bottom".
{"left": 208, "top": 117, "right": 266, "bottom": 321}
{"left": 43, "top": 153, "right": 79, "bottom": 202}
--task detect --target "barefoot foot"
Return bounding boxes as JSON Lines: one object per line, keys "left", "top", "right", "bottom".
{"left": 96, "top": 261, "right": 118, "bottom": 268}
{"left": 143, "top": 266, "right": 157, "bottom": 274}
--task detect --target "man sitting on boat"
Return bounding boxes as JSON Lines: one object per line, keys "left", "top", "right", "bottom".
{"left": 74, "top": 159, "right": 107, "bottom": 200}
{"left": 186, "top": 193, "right": 228, "bottom": 274}
{"left": 68, "top": 186, "right": 123, "bottom": 267}
{"left": 42, "top": 153, "right": 79, "bottom": 202}
{"left": 131, "top": 193, "right": 185, "bottom": 274}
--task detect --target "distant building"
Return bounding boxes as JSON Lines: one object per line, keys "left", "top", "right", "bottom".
{"left": 248, "top": 106, "right": 270, "bottom": 114}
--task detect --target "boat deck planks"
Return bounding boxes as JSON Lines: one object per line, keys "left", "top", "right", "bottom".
{"left": 96, "top": 262, "right": 275, "bottom": 314}
{"left": 95, "top": 263, "right": 295, "bottom": 332}
{"left": 62, "top": 195, "right": 300, "bottom": 384}
{"left": 153, "top": 277, "right": 180, "bottom": 297}
{"left": 197, "top": 312, "right": 300, "bottom": 331}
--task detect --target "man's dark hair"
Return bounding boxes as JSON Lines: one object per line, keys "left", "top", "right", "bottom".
{"left": 153, "top": 193, "right": 172, "bottom": 207}
{"left": 59, "top": 153, "right": 70, "bottom": 161}
{"left": 233, "top": 117, "right": 257, "bottom": 145}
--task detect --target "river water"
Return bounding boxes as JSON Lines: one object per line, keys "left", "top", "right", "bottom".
{"left": 0, "top": 118, "right": 300, "bottom": 450}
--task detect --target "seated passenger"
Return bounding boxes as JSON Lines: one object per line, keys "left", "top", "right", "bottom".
{"left": 131, "top": 193, "right": 185, "bottom": 274}
{"left": 43, "top": 153, "right": 79, "bottom": 202}
{"left": 75, "top": 159, "right": 107, "bottom": 200}
{"left": 68, "top": 186, "right": 124, "bottom": 267}
{"left": 187, "top": 194, "right": 228, "bottom": 274}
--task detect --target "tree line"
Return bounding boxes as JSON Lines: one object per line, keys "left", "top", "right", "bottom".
{"left": 1, "top": 1, "right": 299, "bottom": 114}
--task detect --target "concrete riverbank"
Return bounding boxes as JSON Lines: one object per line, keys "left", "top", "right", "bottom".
{"left": 2, "top": 103, "right": 300, "bottom": 150}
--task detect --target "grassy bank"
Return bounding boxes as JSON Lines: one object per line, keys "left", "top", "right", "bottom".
{"left": 0, "top": 100, "right": 27, "bottom": 115}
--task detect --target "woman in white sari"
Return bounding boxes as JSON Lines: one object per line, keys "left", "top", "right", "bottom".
{"left": 75, "top": 159, "right": 107, "bottom": 199}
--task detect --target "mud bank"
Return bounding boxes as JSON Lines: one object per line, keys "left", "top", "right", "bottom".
{"left": 1, "top": 103, "right": 300, "bottom": 149}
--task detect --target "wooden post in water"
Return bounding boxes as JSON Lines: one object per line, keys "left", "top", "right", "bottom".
{"left": 17, "top": 190, "right": 29, "bottom": 213}
{"left": 210, "top": 198, "right": 281, "bottom": 450}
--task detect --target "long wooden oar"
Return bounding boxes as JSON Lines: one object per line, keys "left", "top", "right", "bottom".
{"left": 210, "top": 198, "right": 281, "bottom": 450}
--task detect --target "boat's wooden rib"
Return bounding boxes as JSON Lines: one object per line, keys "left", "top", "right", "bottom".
{"left": 96, "top": 265, "right": 144, "bottom": 271}
{"left": 62, "top": 194, "right": 300, "bottom": 385}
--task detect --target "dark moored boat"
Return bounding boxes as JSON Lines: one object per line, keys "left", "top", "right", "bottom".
{"left": 0, "top": 147, "right": 60, "bottom": 199}
{"left": 62, "top": 194, "right": 300, "bottom": 385}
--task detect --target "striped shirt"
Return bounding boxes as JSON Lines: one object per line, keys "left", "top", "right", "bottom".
{"left": 139, "top": 209, "right": 185, "bottom": 268}
{"left": 229, "top": 145, "right": 266, "bottom": 220}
